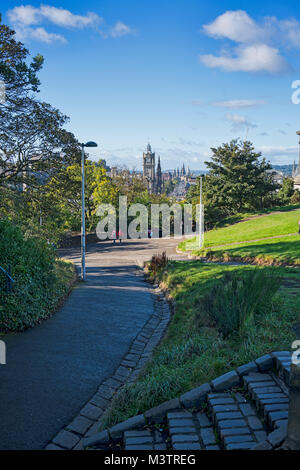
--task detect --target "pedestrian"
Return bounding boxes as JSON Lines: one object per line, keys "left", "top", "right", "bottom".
{"left": 298, "top": 220, "right": 300, "bottom": 234}
{"left": 118, "top": 230, "right": 124, "bottom": 243}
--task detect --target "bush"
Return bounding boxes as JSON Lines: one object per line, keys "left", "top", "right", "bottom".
{"left": 290, "top": 190, "right": 300, "bottom": 205}
{"left": 149, "top": 251, "right": 168, "bottom": 276}
{"left": 0, "top": 219, "right": 74, "bottom": 331}
{"left": 197, "top": 270, "right": 280, "bottom": 337}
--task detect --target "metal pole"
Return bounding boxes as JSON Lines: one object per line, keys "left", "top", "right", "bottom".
{"left": 81, "top": 144, "right": 86, "bottom": 281}
{"left": 199, "top": 176, "right": 203, "bottom": 249}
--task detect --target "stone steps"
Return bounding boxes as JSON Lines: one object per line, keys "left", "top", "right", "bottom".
{"left": 84, "top": 351, "right": 292, "bottom": 451}
{"left": 122, "top": 358, "right": 291, "bottom": 451}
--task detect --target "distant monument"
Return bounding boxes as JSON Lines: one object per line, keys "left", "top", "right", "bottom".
{"left": 142, "top": 143, "right": 162, "bottom": 194}
{"left": 142, "top": 143, "right": 193, "bottom": 195}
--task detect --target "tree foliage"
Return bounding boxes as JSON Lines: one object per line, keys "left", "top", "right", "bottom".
{"left": 0, "top": 15, "right": 80, "bottom": 187}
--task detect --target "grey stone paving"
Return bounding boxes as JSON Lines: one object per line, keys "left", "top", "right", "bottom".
{"left": 0, "top": 238, "right": 182, "bottom": 450}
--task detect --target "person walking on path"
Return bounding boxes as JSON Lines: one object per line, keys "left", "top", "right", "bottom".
{"left": 118, "top": 230, "right": 124, "bottom": 243}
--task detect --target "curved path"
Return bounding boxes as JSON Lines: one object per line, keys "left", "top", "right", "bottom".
{"left": 0, "top": 238, "right": 184, "bottom": 450}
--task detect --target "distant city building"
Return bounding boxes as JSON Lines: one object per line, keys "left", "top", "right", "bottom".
{"left": 141, "top": 143, "right": 195, "bottom": 195}
{"left": 142, "top": 143, "right": 163, "bottom": 194}
{"left": 292, "top": 131, "right": 300, "bottom": 190}
{"left": 266, "top": 169, "right": 284, "bottom": 185}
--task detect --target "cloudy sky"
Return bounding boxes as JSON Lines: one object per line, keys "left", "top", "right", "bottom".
{"left": 2, "top": 0, "right": 300, "bottom": 170}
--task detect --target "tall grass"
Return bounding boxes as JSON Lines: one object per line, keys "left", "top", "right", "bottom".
{"left": 197, "top": 270, "right": 281, "bottom": 337}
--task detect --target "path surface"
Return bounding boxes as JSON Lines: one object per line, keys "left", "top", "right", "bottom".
{"left": 0, "top": 238, "right": 183, "bottom": 450}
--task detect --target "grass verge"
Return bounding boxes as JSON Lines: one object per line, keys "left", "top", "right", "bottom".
{"left": 99, "top": 261, "right": 300, "bottom": 428}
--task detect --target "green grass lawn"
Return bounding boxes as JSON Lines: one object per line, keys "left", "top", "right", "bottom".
{"left": 180, "top": 208, "right": 300, "bottom": 250}
{"left": 100, "top": 261, "right": 300, "bottom": 428}
{"left": 196, "top": 235, "right": 300, "bottom": 265}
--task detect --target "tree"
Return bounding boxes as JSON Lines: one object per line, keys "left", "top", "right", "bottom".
{"left": 278, "top": 177, "right": 294, "bottom": 203}
{"left": 204, "top": 140, "right": 276, "bottom": 215}
{"left": 290, "top": 190, "right": 300, "bottom": 205}
{"left": 0, "top": 14, "right": 43, "bottom": 102}
{"left": 0, "top": 16, "right": 80, "bottom": 187}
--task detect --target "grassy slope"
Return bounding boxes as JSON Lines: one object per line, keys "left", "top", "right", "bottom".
{"left": 180, "top": 209, "right": 300, "bottom": 252}
{"left": 200, "top": 235, "right": 300, "bottom": 265}
{"left": 100, "top": 261, "right": 299, "bottom": 428}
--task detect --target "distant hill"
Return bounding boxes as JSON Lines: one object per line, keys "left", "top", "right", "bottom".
{"left": 272, "top": 164, "right": 293, "bottom": 176}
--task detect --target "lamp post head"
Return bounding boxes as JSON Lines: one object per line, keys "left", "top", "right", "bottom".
{"left": 83, "top": 141, "right": 98, "bottom": 148}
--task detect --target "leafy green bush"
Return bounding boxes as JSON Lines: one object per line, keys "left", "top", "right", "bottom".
{"left": 0, "top": 219, "right": 74, "bottom": 331}
{"left": 197, "top": 270, "right": 280, "bottom": 337}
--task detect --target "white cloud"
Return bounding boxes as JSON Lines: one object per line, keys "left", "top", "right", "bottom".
{"left": 109, "top": 21, "right": 134, "bottom": 38}
{"left": 39, "top": 6, "right": 101, "bottom": 28}
{"left": 200, "top": 44, "right": 290, "bottom": 74}
{"left": 203, "top": 10, "right": 266, "bottom": 44}
{"left": 12, "top": 24, "right": 67, "bottom": 43}
{"left": 225, "top": 113, "right": 257, "bottom": 129}
{"left": 257, "top": 145, "right": 298, "bottom": 157}
{"left": 8, "top": 5, "right": 101, "bottom": 28}
{"left": 30, "top": 27, "right": 66, "bottom": 44}
{"left": 7, "top": 5, "right": 133, "bottom": 44}
{"left": 279, "top": 19, "right": 300, "bottom": 48}
{"left": 200, "top": 10, "right": 299, "bottom": 74}
{"left": 7, "top": 5, "right": 40, "bottom": 25}
{"left": 212, "top": 99, "right": 266, "bottom": 108}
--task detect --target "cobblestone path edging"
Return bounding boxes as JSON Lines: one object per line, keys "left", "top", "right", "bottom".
{"left": 45, "top": 270, "right": 171, "bottom": 450}
{"left": 81, "top": 351, "right": 292, "bottom": 451}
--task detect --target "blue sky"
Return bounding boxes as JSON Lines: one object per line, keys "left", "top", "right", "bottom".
{"left": 2, "top": 0, "right": 300, "bottom": 170}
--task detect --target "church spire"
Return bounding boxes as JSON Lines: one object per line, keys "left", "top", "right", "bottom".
{"left": 156, "top": 155, "right": 162, "bottom": 194}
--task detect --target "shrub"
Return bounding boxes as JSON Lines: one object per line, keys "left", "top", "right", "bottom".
{"left": 0, "top": 219, "right": 73, "bottom": 331}
{"left": 149, "top": 251, "right": 168, "bottom": 276}
{"left": 197, "top": 270, "right": 280, "bottom": 337}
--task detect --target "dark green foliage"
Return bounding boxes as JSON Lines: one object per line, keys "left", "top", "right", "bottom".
{"left": 186, "top": 139, "right": 278, "bottom": 228}
{"left": 204, "top": 140, "right": 277, "bottom": 214}
{"left": 290, "top": 190, "right": 300, "bottom": 205}
{"left": 197, "top": 270, "right": 280, "bottom": 337}
{"left": 278, "top": 177, "right": 294, "bottom": 203}
{"left": 0, "top": 219, "right": 73, "bottom": 331}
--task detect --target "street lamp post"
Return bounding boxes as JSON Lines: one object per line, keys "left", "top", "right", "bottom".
{"left": 81, "top": 141, "right": 98, "bottom": 281}
{"left": 199, "top": 174, "right": 204, "bottom": 249}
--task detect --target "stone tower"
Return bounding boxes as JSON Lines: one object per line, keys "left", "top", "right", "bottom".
{"left": 143, "top": 143, "right": 155, "bottom": 193}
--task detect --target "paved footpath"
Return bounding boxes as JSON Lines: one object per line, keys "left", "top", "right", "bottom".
{"left": 0, "top": 238, "right": 184, "bottom": 450}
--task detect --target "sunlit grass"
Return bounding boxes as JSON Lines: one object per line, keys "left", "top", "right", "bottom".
{"left": 100, "top": 261, "right": 299, "bottom": 428}
{"left": 179, "top": 208, "right": 300, "bottom": 253}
